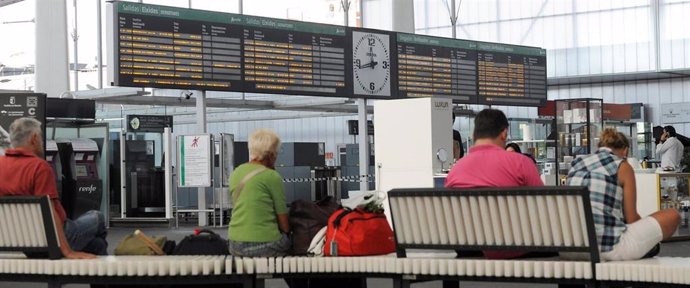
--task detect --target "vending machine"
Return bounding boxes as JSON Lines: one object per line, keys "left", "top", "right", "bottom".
{"left": 58, "top": 139, "right": 103, "bottom": 219}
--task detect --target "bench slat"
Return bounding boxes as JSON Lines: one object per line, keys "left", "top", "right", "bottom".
{"left": 441, "top": 196, "right": 457, "bottom": 245}
{"left": 478, "top": 197, "right": 495, "bottom": 245}
{"left": 496, "top": 197, "right": 512, "bottom": 245}
{"left": 449, "top": 196, "right": 465, "bottom": 245}
{"left": 526, "top": 196, "right": 543, "bottom": 246}
{"left": 515, "top": 196, "right": 533, "bottom": 246}
{"left": 506, "top": 196, "right": 522, "bottom": 245}
{"left": 486, "top": 196, "right": 503, "bottom": 245}
{"left": 567, "top": 196, "right": 584, "bottom": 247}
{"left": 535, "top": 196, "right": 552, "bottom": 246}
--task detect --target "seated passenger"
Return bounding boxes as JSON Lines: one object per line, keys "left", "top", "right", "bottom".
{"left": 567, "top": 129, "right": 680, "bottom": 261}
{"left": 228, "top": 128, "right": 290, "bottom": 257}
{"left": 0, "top": 118, "right": 106, "bottom": 258}
{"left": 445, "top": 109, "right": 543, "bottom": 259}
{"left": 506, "top": 142, "right": 537, "bottom": 164}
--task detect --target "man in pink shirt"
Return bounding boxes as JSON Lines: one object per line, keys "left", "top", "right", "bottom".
{"left": 445, "top": 109, "right": 543, "bottom": 259}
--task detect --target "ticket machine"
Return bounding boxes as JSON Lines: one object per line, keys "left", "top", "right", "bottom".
{"left": 58, "top": 139, "right": 103, "bottom": 219}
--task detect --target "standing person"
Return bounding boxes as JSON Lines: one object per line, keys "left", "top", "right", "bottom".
{"left": 0, "top": 118, "right": 105, "bottom": 258}
{"left": 656, "top": 125, "right": 685, "bottom": 170}
{"left": 567, "top": 129, "right": 680, "bottom": 261}
{"left": 452, "top": 112, "right": 464, "bottom": 160}
{"left": 228, "top": 128, "right": 291, "bottom": 257}
{"left": 445, "top": 109, "right": 543, "bottom": 259}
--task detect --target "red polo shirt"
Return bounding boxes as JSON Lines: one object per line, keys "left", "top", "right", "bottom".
{"left": 0, "top": 148, "right": 66, "bottom": 222}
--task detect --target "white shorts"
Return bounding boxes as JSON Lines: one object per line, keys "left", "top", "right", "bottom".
{"left": 601, "top": 216, "right": 663, "bottom": 261}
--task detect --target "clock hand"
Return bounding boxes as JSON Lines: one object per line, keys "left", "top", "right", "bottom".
{"left": 370, "top": 61, "right": 378, "bottom": 69}
{"left": 360, "top": 61, "right": 373, "bottom": 69}
{"left": 369, "top": 46, "right": 374, "bottom": 66}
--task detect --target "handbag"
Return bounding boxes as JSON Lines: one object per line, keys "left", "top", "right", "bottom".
{"left": 289, "top": 196, "right": 340, "bottom": 255}
{"left": 114, "top": 230, "right": 175, "bottom": 256}
{"left": 323, "top": 208, "right": 396, "bottom": 256}
{"left": 173, "top": 229, "right": 229, "bottom": 255}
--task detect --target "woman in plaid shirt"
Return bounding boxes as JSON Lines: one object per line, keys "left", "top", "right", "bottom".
{"left": 567, "top": 128, "right": 680, "bottom": 261}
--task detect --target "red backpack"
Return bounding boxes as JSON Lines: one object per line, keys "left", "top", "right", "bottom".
{"left": 323, "top": 208, "right": 396, "bottom": 256}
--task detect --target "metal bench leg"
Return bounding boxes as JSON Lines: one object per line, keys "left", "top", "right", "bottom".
{"left": 442, "top": 280, "right": 459, "bottom": 288}
{"left": 243, "top": 276, "right": 256, "bottom": 288}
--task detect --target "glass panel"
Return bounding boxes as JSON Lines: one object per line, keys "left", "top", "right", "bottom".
{"left": 0, "top": 0, "right": 36, "bottom": 91}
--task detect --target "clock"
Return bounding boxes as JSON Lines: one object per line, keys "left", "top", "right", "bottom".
{"left": 129, "top": 117, "right": 140, "bottom": 131}
{"left": 352, "top": 31, "right": 392, "bottom": 97}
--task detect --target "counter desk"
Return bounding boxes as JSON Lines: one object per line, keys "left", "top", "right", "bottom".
{"left": 635, "top": 171, "right": 690, "bottom": 240}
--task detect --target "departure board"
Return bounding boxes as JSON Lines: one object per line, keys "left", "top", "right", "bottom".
{"left": 114, "top": 3, "right": 244, "bottom": 91}
{"left": 476, "top": 42, "right": 547, "bottom": 106}
{"left": 110, "top": 2, "right": 549, "bottom": 106}
{"left": 396, "top": 33, "right": 477, "bottom": 103}
{"left": 242, "top": 16, "right": 350, "bottom": 96}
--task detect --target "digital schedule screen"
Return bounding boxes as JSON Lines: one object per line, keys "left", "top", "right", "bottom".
{"left": 476, "top": 42, "right": 547, "bottom": 106}
{"left": 110, "top": 2, "right": 548, "bottom": 106}
{"left": 396, "top": 33, "right": 477, "bottom": 103}
{"left": 242, "top": 16, "right": 350, "bottom": 96}
{"left": 114, "top": 3, "right": 244, "bottom": 91}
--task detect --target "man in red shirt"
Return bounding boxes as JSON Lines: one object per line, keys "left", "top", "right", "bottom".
{"left": 0, "top": 118, "right": 105, "bottom": 259}
{"left": 445, "top": 109, "right": 544, "bottom": 259}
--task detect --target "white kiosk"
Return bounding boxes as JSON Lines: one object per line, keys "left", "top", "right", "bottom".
{"left": 375, "top": 98, "right": 454, "bottom": 224}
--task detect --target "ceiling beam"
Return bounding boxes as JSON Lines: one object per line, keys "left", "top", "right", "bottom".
{"left": 94, "top": 95, "right": 273, "bottom": 110}
{"left": 0, "top": 0, "right": 24, "bottom": 8}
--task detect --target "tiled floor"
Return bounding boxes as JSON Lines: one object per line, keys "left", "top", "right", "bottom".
{"left": 2, "top": 226, "right": 690, "bottom": 288}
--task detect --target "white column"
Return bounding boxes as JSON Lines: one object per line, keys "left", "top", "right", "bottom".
{"left": 197, "top": 92, "right": 208, "bottom": 226}
{"left": 35, "top": 0, "right": 70, "bottom": 97}
{"left": 358, "top": 99, "right": 369, "bottom": 192}
{"left": 164, "top": 127, "right": 173, "bottom": 219}
{"left": 391, "top": 0, "right": 415, "bottom": 33}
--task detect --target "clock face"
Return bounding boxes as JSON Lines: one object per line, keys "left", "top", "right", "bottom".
{"left": 352, "top": 31, "right": 391, "bottom": 96}
{"left": 130, "top": 117, "right": 140, "bottom": 130}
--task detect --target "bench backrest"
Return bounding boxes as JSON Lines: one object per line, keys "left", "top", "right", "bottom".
{"left": 0, "top": 196, "right": 61, "bottom": 259}
{"left": 388, "top": 186, "right": 599, "bottom": 262}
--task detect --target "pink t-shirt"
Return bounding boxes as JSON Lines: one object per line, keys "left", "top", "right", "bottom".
{"left": 445, "top": 144, "right": 543, "bottom": 188}
{"left": 444, "top": 144, "right": 543, "bottom": 259}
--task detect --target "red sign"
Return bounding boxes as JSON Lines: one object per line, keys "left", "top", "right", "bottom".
{"left": 603, "top": 103, "right": 633, "bottom": 121}
{"left": 538, "top": 100, "right": 556, "bottom": 117}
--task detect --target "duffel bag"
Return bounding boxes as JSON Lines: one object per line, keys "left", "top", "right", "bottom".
{"left": 173, "top": 229, "right": 229, "bottom": 255}
{"left": 323, "top": 208, "right": 396, "bottom": 256}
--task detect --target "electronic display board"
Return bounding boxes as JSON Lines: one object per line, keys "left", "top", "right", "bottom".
{"left": 113, "top": 3, "right": 244, "bottom": 91}
{"left": 242, "top": 16, "right": 350, "bottom": 96}
{"left": 109, "top": 2, "right": 548, "bottom": 106}
{"left": 475, "top": 42, "right": 547, "bottom": 106}
{"left": 396, "top": 33, "right": 477, "bottom": 103}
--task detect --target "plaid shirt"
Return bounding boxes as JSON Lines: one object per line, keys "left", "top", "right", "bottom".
{"left": 566, "top": 147, "right": 627, "bottom": 252}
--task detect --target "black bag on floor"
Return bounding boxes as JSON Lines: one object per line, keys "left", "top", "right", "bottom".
{"left": 289, "top": 196, "right": 340, "bottom": 255}
{"left": 173, "top": 229, "right": 229, "bottom": 255}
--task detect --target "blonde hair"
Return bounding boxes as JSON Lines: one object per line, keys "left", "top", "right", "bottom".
{"left": 598, "top": 128, "right": 629, "bottom": 149}
{"left": 248, "top": 128, "right": 281, "bottom": 161}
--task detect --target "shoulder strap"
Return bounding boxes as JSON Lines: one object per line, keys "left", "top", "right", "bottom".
{"left": 231, "top": 166, "right": 268, "bottom": 203}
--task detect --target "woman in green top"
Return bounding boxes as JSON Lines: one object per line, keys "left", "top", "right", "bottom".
{"left": 228, "top": 128, "right": 291, "bottom": 257}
